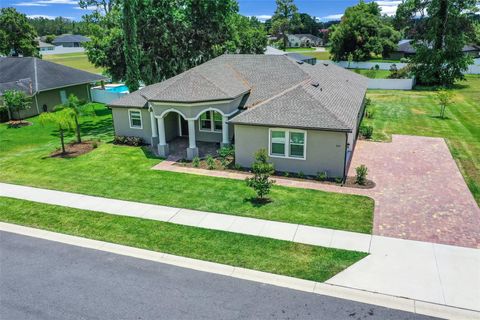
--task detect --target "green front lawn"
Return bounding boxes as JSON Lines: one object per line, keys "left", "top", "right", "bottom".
{"left": 309, "top": 51, "right": 331, "bottom": 60}
{"left": 0, "top": 197, "right": 367, "bottom": 282}
{"left": 43, "top": 52, "right": 103, "bottom": 74}
{"left": 0, "top": 105, "right": 374, "bottom": 233}
{"left": 285, "top": 47, "right": 316, "bottom": 52}
{"left": 364, "top": 75, "right": 480, "bottom": 205}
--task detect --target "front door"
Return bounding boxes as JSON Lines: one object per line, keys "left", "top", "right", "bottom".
{"left": 179, "top": 115, "right": 189, "bottom": 136}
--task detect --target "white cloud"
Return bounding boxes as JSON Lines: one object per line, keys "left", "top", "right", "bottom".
{"left": 253, "top": 15, "right": 272, "bottom": 22}
{"left": 16, "top": 0, "right": 77, "bottom": 6}
{"left": 27, "top": 14, "right": 56, "bottom": 19}
{"left": 375, "top": 0, "right": 402, "bottom": 16}
{"left": 319, "top": 14, "right": 343, "bottom": 21}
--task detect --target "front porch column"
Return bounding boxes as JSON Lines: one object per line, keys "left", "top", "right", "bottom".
{"left": 157, "top": 117, "right": 169, "bottom": 158}
{"left": 186, "top": 119, "right": 198, "bottom": 160}
{"left": 150, "top": 111, "right": 159, "bottom": 146}
{"left": 221, "top": 115, "right": 229, "bottom": 147}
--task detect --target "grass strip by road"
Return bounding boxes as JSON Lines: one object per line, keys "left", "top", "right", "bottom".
{"left": 0, "top": 105, "right": 374, "bottom": 234}
{"left": 0, "top": 197, "right": 367, "bottom": 282}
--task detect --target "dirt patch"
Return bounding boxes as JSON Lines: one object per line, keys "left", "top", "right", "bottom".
{"left": 50, "top": 141, "right": 98, "bottom": 158}
{"left": 411, "top": 108, "right": 426, "bottom": 115}
{"left": 7, "top": 120, "right": 33, "bottom": 128}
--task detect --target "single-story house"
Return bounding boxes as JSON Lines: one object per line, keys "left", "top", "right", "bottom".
{"left": 287, "top": 34, "right": 323, "bottom": 48}
{"left": 53, "top": 34, "right": 91, "bottom": 48}
{"left": 109, "top": 54, "right": 367, "bottom": 179}
{"left": 38, "top": 40, "right": 55, "bottom": 52}
{"left": 389, "top": 39, "right": 480, "bottom": 60}
{"left": 0, "top": 57, "right": 106, "bottom": 119}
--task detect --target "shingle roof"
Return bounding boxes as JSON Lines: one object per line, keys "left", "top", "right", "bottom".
{"left": 290, "top": 34, "right": 322, "bottom": 43}
{"left": 110, "top": 54, "right": 368, "bottom": 132}
{"left": 0, "top": 57, "right": 106, "bottom": 95}
{"left": 0, "top": 78, "right": 33, "bottom": 96}
{"left": 38, "top": 40, "right": 55, "bottom": 48}
{"left": 230, "top": 60, "right": 367, "bottom": 131}
{"left": 53, "top": 34, "right": 90, "bottom": 44}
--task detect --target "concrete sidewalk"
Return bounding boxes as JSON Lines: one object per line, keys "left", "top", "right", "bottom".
{"left": 0, "top": 182, "right": 479, "bottom": 312}
{"left": 0, "top": 182, "right": 372, "bottom": 253}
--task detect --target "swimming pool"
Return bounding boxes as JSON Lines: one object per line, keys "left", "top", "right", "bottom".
{"left": 106, "top": 85, "right": 129, "bottom": 93}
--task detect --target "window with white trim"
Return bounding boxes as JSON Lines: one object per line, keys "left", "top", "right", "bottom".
{"left": 199, "top": 110, "right": 222, "bottom": 132}
{"left": 269, "top": 129, "right": 306, "bottom": 160}
{"left": 129, "top": 110, "right": 142, "bottom": 129}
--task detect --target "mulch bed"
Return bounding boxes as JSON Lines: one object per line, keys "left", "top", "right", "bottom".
{"left": 174, "top": 157, "right": 375, "bottom": 189}
{"left": 50, "top": 141, "right": 97, "bottom": 158}
{"left": 7, "top": 120, "right": 33, "bottom": 128}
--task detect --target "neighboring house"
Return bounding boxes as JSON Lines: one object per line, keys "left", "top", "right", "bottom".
{"left": 287, "top": 34, "right": 323, "bottom": 47}
{"left": 390, "top": 39, "right": 480, "bottom": 60}
{"left": 286, "top": 53, "right": 316, "bottom": 65}
{"left": 109, "top": 55, "right": 367, "bottom": 179}
{"left": 38, "top": 40, "right": 55, "bottom": 52}
{"left": 53, "top": 34, "right": 91, "bottom": 47}
{"left": 0, "top": 57, "right": 106, "bottom": 119}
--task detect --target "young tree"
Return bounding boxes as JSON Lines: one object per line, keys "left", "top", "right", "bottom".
{"left": 122, "top": 0, "right": 141, "bottom": 92}
{"left": 398, "top": 0, "right": 479, "bottom": 85}
{"left": 39, "top": 108, "right": 76, "bottom": 154}
{"left": 0, "top": 8, "right": 39, "bottom": 57}
{"left": 245, "top": 149, "right": 276, "bottom": 201}
{"left": 2, "top": 90, "right": 31, "bottom": 120}
{"left": 54, "top": 94, "right": 94, "bottom": 143}
{"left": 329, "top": 1, "right": 400, "bottom": 61}
{"left": 270, "top": 0, "right": 301, "bottom": 49}
{"left": 436, "top": 89, "right": 454, "bottom": 119}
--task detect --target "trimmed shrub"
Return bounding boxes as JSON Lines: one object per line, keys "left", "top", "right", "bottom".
{"left": 113, "top": 135, "right": 143, "bottom": 146}
{"left": 316, "top": 171, "right": 328, "bottom": 181}
{"left": 206, "top": 155, "right": 216, "bottom": 170}
{"left": 355, "top": 165, "right": 368, "bottom": 185}
{"left": 359, "top": 125, "right": 374, "bottom": 139}
{"left": 192, "top": 156, "right": 200, "bottom": 168}
{"left": 245, "top": 149, "right": 275, "bottom": 200}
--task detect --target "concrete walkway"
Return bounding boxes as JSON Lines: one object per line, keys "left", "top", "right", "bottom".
{"left": 153, "top": 135, "right": 480, "bottom": 249}
{"left": 0, "top": 182, "right": 479, "bottom": 312}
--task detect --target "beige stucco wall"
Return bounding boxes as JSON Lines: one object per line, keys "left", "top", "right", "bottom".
{"left": 234, "top": 124, "right": 347, "bottom": 177}
{"left": 111, "top": 107, "right": 153, "bottom": 144}
{"left": 14, "top": 83, "right": 91, "bottom": 119}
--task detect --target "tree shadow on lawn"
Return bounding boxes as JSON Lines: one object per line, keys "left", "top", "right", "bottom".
{"left": 244, "top": 197, "right": 272, "bottom": 208}
{"left": 428, "top": 115, "right": 452, "bottom": 120}
{"left": 79, "top": 118, "right": 114, "bottom": 141}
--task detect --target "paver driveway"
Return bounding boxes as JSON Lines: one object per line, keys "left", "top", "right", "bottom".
{"left": 349, "top": 135, "right": 480, "bottom": 248}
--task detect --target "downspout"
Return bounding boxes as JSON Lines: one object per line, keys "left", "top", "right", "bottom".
{"left": 342, "top": 132, "right": 348, "bottom": 185}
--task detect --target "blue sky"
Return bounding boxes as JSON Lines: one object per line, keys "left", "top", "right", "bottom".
{"left": 1, "top": 0, "right": 401, "bottom": 22}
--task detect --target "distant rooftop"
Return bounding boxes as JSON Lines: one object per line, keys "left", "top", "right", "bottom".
{"left": 53, "top": 34, "right": 90, "bottom": 44}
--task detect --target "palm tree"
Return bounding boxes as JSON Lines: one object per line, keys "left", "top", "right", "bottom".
{"left": 54, "top": 94, "right": 94, "bottom": 143}
{"left": 39, "top": 108, "right": 76, "bottom": 155}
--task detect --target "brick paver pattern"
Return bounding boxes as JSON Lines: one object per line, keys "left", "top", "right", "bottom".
{"left": 153, "top": 135, "right": 480, "bottom": 248}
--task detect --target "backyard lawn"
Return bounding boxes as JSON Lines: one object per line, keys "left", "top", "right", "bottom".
{"left": 352, "top": 69, "right": 392, "bottom": 79}
{"left": 43, "top": 52, "right": 103, "bottom": 74}
{"left": 0, "top": 105, "right": 374, "bottom": 233}
{"left": 0, "top": 197, "right": 367, "bottom": 282}
{"left": 364, "top": 75, "right": 480, "bottom": 205}
{"left": 285, "top": 47, "right": 316, "bottom": 52}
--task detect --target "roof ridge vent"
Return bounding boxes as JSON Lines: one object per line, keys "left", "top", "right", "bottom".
{"left": 311, "top": 81, "right": 320, "bottom": 88}
{"left": 296, "top": 60, "right": 304, "bottom": 64}
{"left": 323, "top": 63, "right": 329, "bottom": 66}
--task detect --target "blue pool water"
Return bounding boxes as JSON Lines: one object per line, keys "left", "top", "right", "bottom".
{"left": 106, "top": 85, "right": 129, "bottom": 93}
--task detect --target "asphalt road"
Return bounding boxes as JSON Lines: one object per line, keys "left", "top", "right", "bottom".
{"left": 0, "top": 231, "right": 438, "bottom": 320}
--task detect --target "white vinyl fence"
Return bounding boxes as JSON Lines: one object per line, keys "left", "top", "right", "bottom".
{"left": 368, "top": 78, "right": 416, "bottom": 90}
{"left": 90, "top": 89, "right": 128, "bottom": 104}
{"left": 318, "top": 60, "right": 480, "bottom": 75}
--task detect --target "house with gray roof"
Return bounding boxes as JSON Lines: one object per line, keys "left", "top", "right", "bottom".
{"left": 287, "top": 34, "right": 323, "bottom": 48}
{"left": 109, "top": 54, "right": 367, "bottom": 179}
{"left": 0, "top": 57, "right": 106, "bottom": 119}
{"left": 53, "top": 34, "right": 90, "bottom": 47}
{"left": 389, "top": 39, "right": 480, "bottom": 60}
